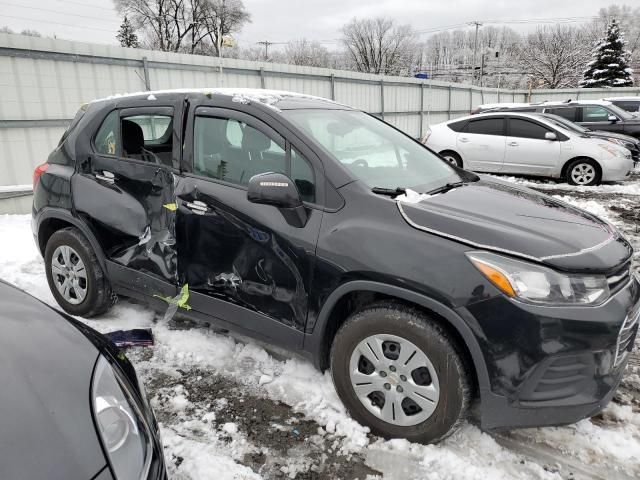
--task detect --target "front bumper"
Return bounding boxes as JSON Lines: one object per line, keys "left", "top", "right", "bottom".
{"left": 601, "top": 155, "right": 635, "bottom": 181}
{"left": 462, "top": 275, "right": 639, "bottom": 430}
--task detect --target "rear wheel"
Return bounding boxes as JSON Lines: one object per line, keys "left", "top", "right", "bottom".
{"left": 45, "top": 227, "right": 113, "bottom": 317}
{"left": 330, "top": 302, "right": 471, "bottom": 444}
{"left": 566, "top": 158, "right": 601, "bottom": 186}
{"left": 439, "top": 151, "right": 462, "bottom": 168}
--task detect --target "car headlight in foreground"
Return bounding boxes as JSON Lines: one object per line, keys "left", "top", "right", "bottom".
{"left": 467, "top": 251, "right": 610, "bottom": 305}
{"left": 598, "top": 143, "right": 627, "bottom": 158}
{"left": 92, "top": 356, "right": 152, "bottom": 480}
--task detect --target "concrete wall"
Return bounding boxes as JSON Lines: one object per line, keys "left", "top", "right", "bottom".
{"left": 3, "top": 32, "right": 640, "bottom": 213}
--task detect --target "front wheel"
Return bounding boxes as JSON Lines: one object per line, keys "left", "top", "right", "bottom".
{"left": 330, "top": 302, "right": 471, "bottom": 444}
{"left": 439, "top": 151, "right": 462, "bottom": 168}
{"left": 567, "top": 158, "right": 601, "bottom": 186}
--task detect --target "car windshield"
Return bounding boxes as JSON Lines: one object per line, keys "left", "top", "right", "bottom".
{"left": 607, "top": 103, "right": 635, "bottom": 120}
{"left": 537, "top": 114, "right": 587, "bottom": 134}
{"left": 283, "top": 109, "right": 461, "bottom": 192}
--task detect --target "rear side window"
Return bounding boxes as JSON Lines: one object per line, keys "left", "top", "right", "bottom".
{"left": 121, "top": 114, "right": 173, "bottom": 166}
{"left": 545, "top": 107, "right": 577, "bottom": 122}
{"left": 94, "top": 110, "right": 119, "bottom": 155}
{"left": 466, "top": 118, "right": 505, "bottom": 136}
{"left": 509, "top": 118, "right": 551, "bottom": 140}
{"left": 447, "top": 120, "right": 468, "bottom": 132}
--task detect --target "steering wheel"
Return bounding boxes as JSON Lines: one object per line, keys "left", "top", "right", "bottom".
{"left": 352, "top": 159, "right": 369, "bottom": 168}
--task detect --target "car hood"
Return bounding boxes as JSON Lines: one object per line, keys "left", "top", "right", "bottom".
{"left": 397, "top": 178, "right": 633, "bottom": 272}
{"left": 589, "top": 130, "right": 639, "bottom": 144}
{"left": 0, "top": 282, "right": 106, "bottom": 480}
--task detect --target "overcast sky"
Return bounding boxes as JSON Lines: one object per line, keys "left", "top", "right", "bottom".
{"left": 0, "top": 0, "right": 620, "bottom": 49}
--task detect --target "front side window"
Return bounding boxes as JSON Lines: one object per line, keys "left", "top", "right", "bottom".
{"left": 466, "top": 118, "right": 505, "bottom": 136}
{"left": 283, "top": 109, "right": 460, "bottom": 193}
{"left": 581, "top": 106, "right": 611, "bottom": 122}
{"left": 509, "top": 118, "right": 551, "bottom": 140}
{"left": 193, "top": 116, "right": 316, "bottom": 202}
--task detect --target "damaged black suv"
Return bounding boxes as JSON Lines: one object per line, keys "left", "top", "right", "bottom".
{"left": 33, "top": 89, "right": 639, "bottom": 444}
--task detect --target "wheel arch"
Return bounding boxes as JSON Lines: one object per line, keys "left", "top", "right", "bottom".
{"left": 305, "top": 281, "right": 490, "bottom": 399}
{"left": 561, "top": 155, "right": 602, "bottom": 180}
{"left": 36, "top": 208, "right": 107, "bottom": 272}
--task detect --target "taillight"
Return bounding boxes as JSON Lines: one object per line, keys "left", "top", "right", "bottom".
{"left": 33, "top": 162, "right": 49, "bottom": 190}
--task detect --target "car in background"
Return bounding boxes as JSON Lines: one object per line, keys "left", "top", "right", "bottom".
{"left": 423, "top": 111, "right": 633, "bottom": 185}
{"left": 0, "top": 280, "right": 166, "bottom": 480}
{"left": 477, "top": 100, "right": 640, "bottom": 139}
{"left": 532, "top": 112, "right": 640, "bottom": 165}
{"left": 603, "top": 97, "right": 640, "bottom": 113}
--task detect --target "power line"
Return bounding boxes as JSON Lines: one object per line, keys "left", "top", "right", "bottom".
{"left": 0, "top": 2, "right": 119, "bottom": 24}
{"left": 0, "top": 14, "right": 117, "bottom": 32}
{"left": 54, "top": 0, "right": 118, "bottom": 11}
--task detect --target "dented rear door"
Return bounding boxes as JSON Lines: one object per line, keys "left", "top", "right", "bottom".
{"left": 72, "top": 103, "right": 182, "bottom": 286}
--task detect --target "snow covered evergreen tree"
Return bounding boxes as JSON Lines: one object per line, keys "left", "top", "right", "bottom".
{"left": 580, "top": 19, "right": 633, "bottom": 88}
{"left": 116, "top": 16, "right": 139, "bottom": 48}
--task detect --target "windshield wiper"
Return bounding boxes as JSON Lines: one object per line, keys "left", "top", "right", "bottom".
{"left": 371, "top": 187, "right": 406, "bottom": 197}
{"left": 426, "top": 181, "right": 466, "bottom": 195}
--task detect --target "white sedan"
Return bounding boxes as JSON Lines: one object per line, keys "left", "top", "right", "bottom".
{"left": 423, "top": 112, "right": 633, "bottom": 186}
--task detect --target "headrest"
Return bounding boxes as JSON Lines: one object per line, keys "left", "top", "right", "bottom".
{"left": 241, "top": 127, "right": 272, "bottom": 152}
{"left": 122, "top": 119, "right": 145, "bottom": 155}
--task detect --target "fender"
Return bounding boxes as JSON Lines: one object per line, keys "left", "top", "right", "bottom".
{"left": 35, "top": 207, "right": 108, "bottom": 272}
{"left": 304, "top": 280, "right": 491, "bottom": 398}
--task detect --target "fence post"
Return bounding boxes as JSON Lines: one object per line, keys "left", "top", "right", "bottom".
{"left": 419, "top": 83, "right": 425, "bottom": 138}
{"left": 330, "top": 73, "right": 335, "bottom": 100}
{"left": 469, "top": 86, "right": 473, "bottom": 114}
{"left": 142, "top": 57, "right": 151, "bottom": 90}
{"left": 447, "top": 85, "right": 452, "bottom": 120}
{"left": 259, "top": 67, "right": 266, "bottom": 89}
{"left": 380, "top": 78, "right": 385, "bottom": 120}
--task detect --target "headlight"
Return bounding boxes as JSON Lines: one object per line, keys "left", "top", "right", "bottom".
{"left": 92, "top": 356, "right": 152, "bottom": 480}
{"left": 606, "top": 138, "right": 632, "bottom": 149}
{"left": 598, "top": 143, "right": 626, "bottom": 157}
{"left": 467, "top": 251, "right": 610, "bottom": 305}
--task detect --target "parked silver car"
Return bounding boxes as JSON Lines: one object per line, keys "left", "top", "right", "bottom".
{"left": 423, "top": 112, "right": 633, "bottom": 186}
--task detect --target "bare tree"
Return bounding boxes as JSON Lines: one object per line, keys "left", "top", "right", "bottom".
{"left": 342, "top": 17, "right": 417, "bottom": 75}
{"left": 516, "top": 25, "right": 590, "bottom": 88}
{"left": 284, "top": 39, "right": 330, "bottom": 67}
{"left": 115, "top": 0, "right": 250, "bottom": 54}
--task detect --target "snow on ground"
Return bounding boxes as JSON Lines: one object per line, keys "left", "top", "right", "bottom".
{"left": 2, "top": 173, "right": 640, "bottom": 479}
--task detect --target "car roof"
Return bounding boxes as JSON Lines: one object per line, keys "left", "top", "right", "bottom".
{"left": 446, "top": 111, "right": 555, "bottom": 123}
{"left": 603, "top": 96, "right": 640, "bottom": 101}
{"left": 89, "top": 88, "right": 351, "bottom": 111}
{"left": 542, "top": 99, "right": 614, "bottom": 107}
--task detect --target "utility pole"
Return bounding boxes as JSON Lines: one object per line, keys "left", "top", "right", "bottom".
{"left": 257, "top": 40, "right": 273, "bottom": 60}
{"left": 469, "top": 21, "right": 482, "bottom": 85}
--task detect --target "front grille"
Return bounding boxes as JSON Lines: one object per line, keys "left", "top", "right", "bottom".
{"left": 614, "top": 307, "right": 639, "bottom": 367}
{"left": 607, "top": 262, "right": 632, "bottom": 293}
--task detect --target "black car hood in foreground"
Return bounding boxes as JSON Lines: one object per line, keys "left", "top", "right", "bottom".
{"left": 397, "top": 179, "right": 633, "bottom": 272}
{"left": 0, "top": 282, "right": 106, "bottom": 480}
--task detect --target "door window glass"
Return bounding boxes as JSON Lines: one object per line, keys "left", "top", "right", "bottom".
{"left": 94, "top": 110, "right": 119, "bottom": 155}
{"left": 121, "top": 114, "right": 173, "bottom": 166}
{"left": 466, "top": 118, "right": 505, "bottom": 136}
{"left": 509, "top": 118, "right": 551, "bottom": 140}
{"left": 581, "top": 106, "right": 611, "bottom": 122}
{"left": 194, "top": 116, "right": 287, "bottom": 186}
{"left": 545, "top": 107, "right": 577, "bottom": 122}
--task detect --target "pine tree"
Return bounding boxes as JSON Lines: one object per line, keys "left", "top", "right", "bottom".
{"left": 580, "top": 19, "right": 634, "bottom": 88}
{"left": 116, "top": 16, "right": 140, "bottom": 48}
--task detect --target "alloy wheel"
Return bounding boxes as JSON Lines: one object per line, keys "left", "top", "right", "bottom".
{"left": 570, "top": 163, "right": 596, "bottom": 185}
{"left": 443, "top": 155, "right": 459, "bottom": 166}
{"left": 51, "top": 245, "right": 88, "bottom": 305}
{"left": 349, "top": 333, "right": 440, "bottom": 426}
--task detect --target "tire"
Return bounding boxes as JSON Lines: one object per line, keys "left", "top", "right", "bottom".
{"left": 439, "top": 151, "right": 462, "bottom": 168}
{"left": 330, "top": 302, "right": 471, "bottom": 444}
{"left": 44, "top": 227, "right": 113, "bottom": 317}
{"left": 566, "top": 158, "right": 601, "bottom": 186}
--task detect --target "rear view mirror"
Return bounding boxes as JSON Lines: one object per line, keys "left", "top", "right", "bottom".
{"left": 545, "top": 132, "right": 557, "bottom": 141}
{"left": 608, "top": 115, "right": 618, "bottom": 122}
{"left": 247, "top": 172, "right": 308, "bottom": 227}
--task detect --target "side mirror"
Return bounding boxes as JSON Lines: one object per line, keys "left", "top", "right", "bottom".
{"left": 608, "top": 115, "right": 618, "bottom": 122}
{"left": 545, "top": 132, "right": 557, "bottom": 141}
{"left": 247, "top": 172, "right": 308, "bottom": 227}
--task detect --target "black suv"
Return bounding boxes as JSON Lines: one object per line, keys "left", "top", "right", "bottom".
{"left": 32, "top": 89, "right": 639, "bottom": 444}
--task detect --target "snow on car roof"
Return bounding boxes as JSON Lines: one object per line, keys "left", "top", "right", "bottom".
{"left": 603, "top": 96, "right": 640, "bottom": 101}
{"left": 476, "top": 102, "right": 531, "bottom": 109}
{"left": 90, "top": 88, "right": 343, "bottom": 112}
